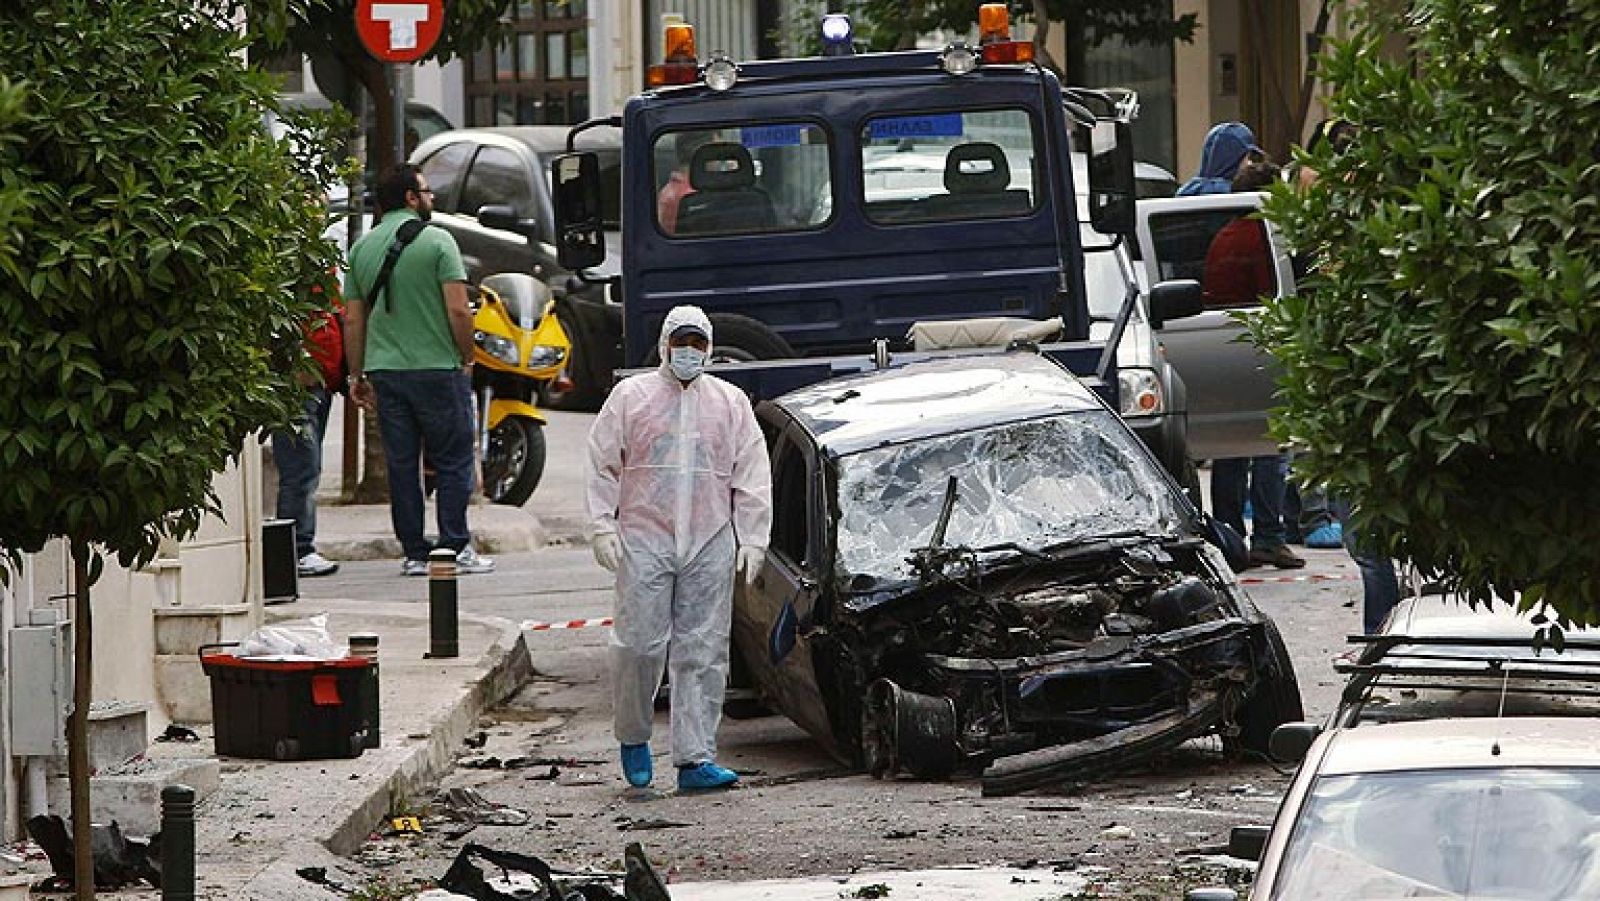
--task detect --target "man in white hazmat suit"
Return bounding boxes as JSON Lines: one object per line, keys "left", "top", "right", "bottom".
{"left": 585, "top": 305, "right": 773, "bottom": 791}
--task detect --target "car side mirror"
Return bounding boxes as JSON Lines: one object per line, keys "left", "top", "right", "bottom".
{"left": 1086, "top": 120, "right": 1136, "bottom": 236}
{"left": 1269, "top": 721, "right": 1322, "bottom": 764}
{"left": 1185, "top": 890, "right": 1238, "bottom": 901}
{"left": 551, "top": 151, "right": 607, "bottom": 271}
{"left": 477, "top": 204, "right": 539, "bottom": 240}
{"left": 1204, "top": 516, "right": 1250, "bottom": 573}
{"left": 1227, "top": 825, "right": 1270, "bottom": 862}
{"left": 1149, "top": 279, "right": 1203, "bottom": 329}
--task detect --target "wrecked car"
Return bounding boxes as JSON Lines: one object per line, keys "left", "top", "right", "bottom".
{"left": 733, "top": 351, "right": 1302, "bottom": 795}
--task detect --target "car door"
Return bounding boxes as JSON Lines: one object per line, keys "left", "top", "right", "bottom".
{"left": 733, "top": 417, "right": 836, "bottom": 750}
{"left": 1135, "top": 193, "right": 1292, "bottom": 460}
{"left": 453, "top": 142, "right": 543, "bottom": 282}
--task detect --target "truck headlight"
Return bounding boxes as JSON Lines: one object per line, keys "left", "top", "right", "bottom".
{"left": 474, "top": 331, "right": 520, "bottom": 367}
{"left": 1118, "top": 368, "right": 1164, "bottom": 417}
{"left": 527, "top": 345, "right": 567, "bottom": 369}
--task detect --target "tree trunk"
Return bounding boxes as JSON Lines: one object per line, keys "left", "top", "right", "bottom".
{"left": 69, "top": 542, "right": 94, "bottom": 901}
{"left": 352, "top": 408, "right": 390, "bottom": 503}
{"left": 1062, "top": 10, "right": 1088, "bottom": 87}
{"left": 1030, "top": 0, "right": 1064, "bottom": 78}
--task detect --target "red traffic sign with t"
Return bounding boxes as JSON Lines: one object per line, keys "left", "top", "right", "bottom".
{"left": 356, "top": 0, "right": 444, "bottom": 63}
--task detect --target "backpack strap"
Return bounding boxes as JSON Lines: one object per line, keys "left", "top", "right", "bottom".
{"left": 367, "top": 219, "right": 430, "bottom": 312}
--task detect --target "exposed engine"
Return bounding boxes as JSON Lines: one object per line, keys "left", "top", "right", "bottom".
{"left": 908, "top": 553, "right": 1227, "bottom": 660}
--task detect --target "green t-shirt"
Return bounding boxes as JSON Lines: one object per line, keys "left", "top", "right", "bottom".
{"left": 344, "top": 210, "right": 469, "bottom": 372}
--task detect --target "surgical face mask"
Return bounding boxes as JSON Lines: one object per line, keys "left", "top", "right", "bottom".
{"left": 668, "top": 345, "right": 707, "bottom": 381}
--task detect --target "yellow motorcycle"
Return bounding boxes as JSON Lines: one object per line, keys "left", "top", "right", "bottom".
{"left": 470, "top": 273, "right": 570, "bottom": 506}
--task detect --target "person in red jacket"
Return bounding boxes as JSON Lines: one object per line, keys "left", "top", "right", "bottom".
{"left": 271, "top": 280, "right": 345, "bottom": 580}
{"left": 1202, "top": 159, "right": 1279, "bottom": 308}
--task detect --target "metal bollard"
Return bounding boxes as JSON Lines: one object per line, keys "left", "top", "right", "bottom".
{"left": 427, "top": 547, "right": 459, "bottom": 658}
{"left": 161, "top": 784, "right": 196, "bottom": 901}
{"left": 349, "top": 632, "right": 381, "bottom": 749}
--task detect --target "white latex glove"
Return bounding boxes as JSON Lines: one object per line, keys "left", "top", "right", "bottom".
{"left": 592, "top": 533, "right": 621, "bottom": 573}
{"left": 736, "top": 546, "right": 766, "bottom": 588}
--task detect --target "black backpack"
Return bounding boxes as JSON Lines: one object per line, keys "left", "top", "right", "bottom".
{"left": 366, "top": 219, "right": 430, "bottom": 312}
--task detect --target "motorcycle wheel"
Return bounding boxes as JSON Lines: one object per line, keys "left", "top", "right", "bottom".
{"left": 482, "top": 417, "right": 546, "bottom": 506}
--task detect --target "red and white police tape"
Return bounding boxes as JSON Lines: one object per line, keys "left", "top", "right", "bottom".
{"left": 520, "top": 572, "right": 1358, "bottom": 632}
{"left": 523, "top": 616, "right": 614, "bottom": 631}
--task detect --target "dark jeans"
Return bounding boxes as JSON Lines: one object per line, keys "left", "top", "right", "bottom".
{"left": 271, "top": 386, "right": 331, "bottom": 557}
{"left": 1211, "top": 454, "right": 1289, "bottom": 551}
{"left": 1284, "top": 454, "right": 1334, "bottom": 537}
{"left": 369, "top": 369, "right": 476, "bottom": 561}
{"left": 1332, "top": 499, "right": 1401, "bottom": 634}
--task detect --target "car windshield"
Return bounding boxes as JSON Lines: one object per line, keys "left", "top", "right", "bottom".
{"left": 1273, "top": 767, "right": 1600, "bottom": 900}
{"left": 833, "top": 411, "right": 1183, "bottom": 585}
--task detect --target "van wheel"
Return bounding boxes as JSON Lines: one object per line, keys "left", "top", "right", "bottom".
{"left": 706, "top": 314, "right": 793, "bottom": 361}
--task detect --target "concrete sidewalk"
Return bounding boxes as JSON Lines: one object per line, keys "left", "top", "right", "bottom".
{"left": 313, "top": 501, "right": 553, "bottom": 562}
{"left": 147, "top": 596, "right": 532, "bottom": 899}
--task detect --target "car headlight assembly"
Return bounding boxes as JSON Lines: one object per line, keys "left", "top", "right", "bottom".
{"left": 1117, "top": 368, "right": 1164, "bottom": 418}
{"left": 475, "top": 331, "right": 521, "bottom": 367}
{"left": 527, "top": 345, "right": 567, "bottom": 369}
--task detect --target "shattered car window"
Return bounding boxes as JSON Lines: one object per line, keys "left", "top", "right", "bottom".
{"left": 1273, "top": 767, "right": 1600, "bottom": 900}
{"left": 834, "top": 411, "right": 1183, "bottom": 585}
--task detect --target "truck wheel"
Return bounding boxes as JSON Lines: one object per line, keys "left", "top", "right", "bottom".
{"left": 483, "top": 417, "right": 546, "bottom": 506}
{"left": 537, "top": 311, "right": 605, "bottom": 411}
{"left": 706, "top": 313, "right": 793, "bottom": 361}
{"left": 1232, "top": 619, "right": 1305, "bottom": 756}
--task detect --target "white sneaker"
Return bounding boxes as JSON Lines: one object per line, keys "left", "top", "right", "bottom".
{"left": 401, "top": 558, "right": 429, "bottom": 577}
{"left": 456, "top": 546, "right": 496, "bottom": 574}
{"left": 298, "top": 552, "right": 339, "bottom": 577}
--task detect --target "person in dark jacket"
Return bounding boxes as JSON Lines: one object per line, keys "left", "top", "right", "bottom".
{"left": 1184, "top": 124, "right": 1304, "bottom": 569}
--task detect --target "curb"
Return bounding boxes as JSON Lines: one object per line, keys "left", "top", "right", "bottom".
{"left": 240, "top": 617, "right": 533, "bottom": 895}
{"left": 315, "top": 505, "right": 548, "bottom": 562}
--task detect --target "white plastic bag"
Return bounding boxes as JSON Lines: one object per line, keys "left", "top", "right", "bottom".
{"left": 236, "top": 613, "right": 347, "bottom": 660}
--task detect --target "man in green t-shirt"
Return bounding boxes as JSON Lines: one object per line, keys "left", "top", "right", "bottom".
{"left": 344, "top": 164, "right": 494, "bottom": 576}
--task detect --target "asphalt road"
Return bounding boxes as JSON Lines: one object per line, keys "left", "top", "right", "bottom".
{"left": 304, "top": 410, "right": 1371, "bottom": 899}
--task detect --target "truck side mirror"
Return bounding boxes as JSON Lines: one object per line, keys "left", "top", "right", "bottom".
{"left": 551, "top": 151, "right": 607, "bottom": 271}
{"left": 1149, "top": 279, "right": 1203, "bottom": 329}
{"left": 1087, "top": 120, "right": 1136, "bottom": 236}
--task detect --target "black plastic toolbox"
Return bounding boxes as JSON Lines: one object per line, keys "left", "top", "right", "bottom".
{"left": 200, "top": 643, "right": 375, "bottom": 761}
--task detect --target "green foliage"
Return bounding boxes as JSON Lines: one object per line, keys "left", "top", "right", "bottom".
{"left": 234, "top": 0, "right": 510, "bottom": 67}
{"left": 1252, "top": 0, "right": 1600, "bottom": 624}
{"left": 0, "top": 1, "right": 338, "bottom": 570}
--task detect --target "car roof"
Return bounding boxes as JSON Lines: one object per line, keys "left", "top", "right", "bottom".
{"left": 1319, "top": 717, "right": 1600, "bottom": 776}
{"left": 1381, "top": 594, "right": 1596, "bottom": 642}
{"left": 771, "top": 353, "right": 1103, "bottom": 457}
{"left": 445, "top": 126, "right": 622, "bottom": 154}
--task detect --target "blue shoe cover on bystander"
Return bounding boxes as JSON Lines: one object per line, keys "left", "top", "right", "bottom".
{"left": 1305, "top": 522, "right": 1344, "bottom": 549}
{"left": 677, "top": 761, "right": 738, "bottom": 791}
{"left": 620, "top": 743, "right": 653, "bottom": 787}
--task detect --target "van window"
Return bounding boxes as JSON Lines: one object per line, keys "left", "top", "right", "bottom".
{"left": 652, "top": 122, "right": 832, "bottom": 237}
{"left": 459, "top": 146, "right": 535, "bottom": 220}
{"left": 860, "top": 109, "right": 1040, "bottom": 224}
{"left": 1148, "top": 208, "right": 1280, "bottom": 308}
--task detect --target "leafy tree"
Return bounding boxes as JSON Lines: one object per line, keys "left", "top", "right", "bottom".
{"left": 784, "top": 0, "right": 1196, "bottom": 85}
{"left": 0, "top": 3, "right": 337, "bottom": 895}
{"left": 239, "top": 0, "right": 510, "bottom": 175}
{"left": 1252, "top": 0, "right": 1600, "bottom": 632}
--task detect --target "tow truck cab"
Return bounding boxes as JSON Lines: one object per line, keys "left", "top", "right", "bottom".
{"left": 550, "top": 10, "right": 1186, "bottom": 404}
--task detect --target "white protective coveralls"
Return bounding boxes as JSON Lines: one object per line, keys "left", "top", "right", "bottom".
{"left": 585, "top": 306, "right": 773, "bottom": 767}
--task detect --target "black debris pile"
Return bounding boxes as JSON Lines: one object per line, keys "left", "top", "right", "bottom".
{"left": 26, "top": 815, "right": 160, "bottom": 891}
{"left": 437, "top": 842, "right": 671, "bottom": 901}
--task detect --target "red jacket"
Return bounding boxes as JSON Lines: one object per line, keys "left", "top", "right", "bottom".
{"left": 1202, "top": 218, "right": 1274, "bottom": 308}
{"left": 306, "top": 284, "right": 345, "bottom": 391}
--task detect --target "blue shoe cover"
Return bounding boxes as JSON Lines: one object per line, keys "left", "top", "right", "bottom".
{"left": 620, "top": 743, "right": 652, "bottom": 787}
{"left": 677, "top": 761, "right": 738, "bottom": 791}
{"left": 1305, "top": 522, "right": 1344, "bottom": 549}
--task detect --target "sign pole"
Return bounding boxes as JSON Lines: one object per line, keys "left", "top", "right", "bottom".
{"left": 390, "top": 64, "right": 406, "bottom": 167}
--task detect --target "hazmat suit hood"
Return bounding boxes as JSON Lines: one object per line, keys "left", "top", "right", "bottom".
{"left": 658, "top": 305, "right": 715, "bottom": 382}
{"left": 1177, "top": 122, "right": 1261, "bottom": 196}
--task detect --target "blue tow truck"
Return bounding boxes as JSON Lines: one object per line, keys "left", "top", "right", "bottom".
{"left": 547, "top": 8, "right": 1206, "bottom": 421}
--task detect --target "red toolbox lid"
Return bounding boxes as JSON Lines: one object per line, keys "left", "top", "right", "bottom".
{"left": 200, "top": 653, "right": 372, "bottom": 672}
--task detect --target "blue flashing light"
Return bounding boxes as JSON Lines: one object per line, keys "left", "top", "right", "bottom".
{"left": 821, "top": 14, "right": 854, "bottom": 56}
